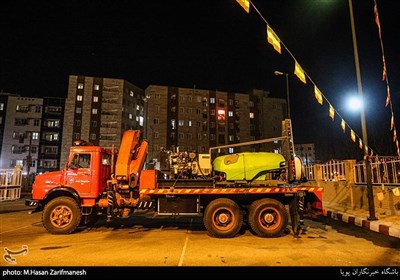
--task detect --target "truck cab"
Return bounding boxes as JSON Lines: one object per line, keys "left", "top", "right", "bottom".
{"left": 26, "top": 141, "right": 113, "bottom": 234}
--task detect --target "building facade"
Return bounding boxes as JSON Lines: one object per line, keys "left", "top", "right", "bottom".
{"left": 0, "top": 93, "right": 43, "bottom": 175}
{"left": 294, "top": 143, "right": 316, "bottom": 164}
{"left": 37, "top": 97, "right": 65, "bottom": 173}
{"left": 144, "top": 85, "right": 286, "bottom": 162}
{"left": 60, "top": 75, "right": 145, "bottom": 167}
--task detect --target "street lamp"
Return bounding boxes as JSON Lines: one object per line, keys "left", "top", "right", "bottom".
{"left": 348, "top": 0, "right": 377, "bottom": 220}
{"left": 274, "top": 71, "right": 290, "bottom": 119}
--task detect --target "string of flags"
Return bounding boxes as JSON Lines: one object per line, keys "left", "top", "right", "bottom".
{"left": 373, "top": 0, "right": 399, "bottom": 156}
{"left": 235, "top": 0, "right": 398, "bottom": 157}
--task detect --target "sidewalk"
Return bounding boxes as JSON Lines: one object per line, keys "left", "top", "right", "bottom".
{"left": 322, "top": 201, "right": 400, "bottom": 239}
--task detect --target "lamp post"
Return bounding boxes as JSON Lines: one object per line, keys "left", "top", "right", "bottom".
{"left": 274, "top": 71, "right": 290, "bottom": 119}
{"left": 348, "top": 0, "right": 377, "bottom": 220}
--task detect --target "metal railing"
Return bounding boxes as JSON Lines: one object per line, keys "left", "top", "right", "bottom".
{"left": 0, "top": 167, "right": 23, "bottom": 202}
{"left": 354, "top": 157, "right": 400, "bottom": 185}
{"left": 303, "top": 160, "right": 346, "bottom": 182}
{"left": 303, "top": 157, "right": 400, "bottom": 186}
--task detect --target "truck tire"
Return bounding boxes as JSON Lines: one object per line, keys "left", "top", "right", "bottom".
{"left": 248, "top": 198, "right": 288, "bottom": 238}
{"left": 203, "top": 198, "right": 243, "bottom": 238}
{"left": 42, "top": 197, "right": 82, "bottom": 234}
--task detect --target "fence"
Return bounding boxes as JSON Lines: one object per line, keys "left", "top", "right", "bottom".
{"left": 304, "top": 157, "right": 400, "bottom": 186}
{"left": 303, "top": 160, "right": 347, "bottom": 182}
{"left": 0, "top": 167, "right": 23, "bottom": 201}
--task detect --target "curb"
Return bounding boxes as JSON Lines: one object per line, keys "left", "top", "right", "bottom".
{"left": 323, "top": 209, "right": 400, "bottom": 239}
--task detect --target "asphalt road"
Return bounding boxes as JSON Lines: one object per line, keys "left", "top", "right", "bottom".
{"left": 1, "top": 199, "right": 399, "bottom": 277}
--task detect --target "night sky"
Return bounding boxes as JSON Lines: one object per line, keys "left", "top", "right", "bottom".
{"left": 1, "top": 0, "right": 399, "bottom": 161}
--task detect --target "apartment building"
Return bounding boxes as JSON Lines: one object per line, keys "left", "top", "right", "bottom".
{"left": 144, "top": 85, "right": 287, "bottom": 162}
{"left": 0, "top": 93, "right": 43, "bottom": 175}
{"left": 37, "top": 97, "right": 65, "bottom": 173}
{"left": 60, "top": 75, "right": 145, "bottom": 167}
{"left": 294, "top": 143, "right": 316, "bottom": 164}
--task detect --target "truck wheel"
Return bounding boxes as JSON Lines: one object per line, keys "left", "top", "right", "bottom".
{"left": 248, "top": 198, "right": 288, "bottom": 238}
{"left": 203, "top": 198, "right": 243, "bottom": 238}
{"left": 42, "top": 197, "right": 82, "bottom": 234}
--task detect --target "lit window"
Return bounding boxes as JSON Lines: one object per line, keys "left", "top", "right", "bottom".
{"left": 228, "top": 111, "right": 233, "bottom": 117}
{"left": 129, "top": 114, "right": 133, "bottom": 119}
{"left": 228, "top": 148, "right": 234, "bottom": 153}
{"left": 217, "top": 109, "right": 226, "bottom": 120}
{"left": 139, "top": 116, "right": 144, "bottom": 126}
{"left": 77, "top": 95, "right": 83, "bottom": 101}
{"left": 76, "top": 107, "right": 82, "bottom": 114}
{"left": 92, "top": 108, "right": 98, "bottom": 114}
{"left": 249, "top": 112, "right": 254, "bottom": 118}
{"left": 77, "top": 83, "right": 84, "bottom": 89}
{"left": 94, "top": 84, "right": 100, "bottom": 90}
{"left": 179, "top": 120, "right": 184, "bottom": 126}
{"left": 210, "top": 98, "right": 215, "bottom": 104}
{"left": 130, "top": 91, "right": 134, "bottom": 97}
{"left": 0, "top": 103, "right": 4, "bottom": 110}
{"left": 93, "top": 96, "right": 99, "bottom": 102}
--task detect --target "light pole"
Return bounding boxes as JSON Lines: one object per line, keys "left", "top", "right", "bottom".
{"left": 348, "top": 0, "right": 377, "bottom": 220}
{"left": 274, "top": 71, "right": 290, "bottom": 119}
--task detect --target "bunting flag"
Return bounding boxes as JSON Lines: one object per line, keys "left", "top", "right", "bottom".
{"left": 266, "top": 25, "right": 281, "bottom": 54}
{"left": 341, "top": 119, "right": 346, "bottom": 133}
{"left": 374, "top": 0, "right": 382, "bottom": 39}
{"left": 236, "top": 0, "right": 250, "bottom": 13}
{"left": 294, "top": 61, "right": 306, "bottom": 84}
{"left": 359, "top": 138, "right": 363, "bottom": 149}
{"left": 397, "top": 140, "right": 400, "bottom": 156}
{"left": 351, "top": 130, "right": 356, "bottom": 142}
{"left": 382, "top": 57, "right": 387, "bottom": 81}
{"left": 385, "top": 85, "right": 391, "bottom": 107}
{"left": 314, "top": 86, "right": 323, "bottom": 105}
{"left": 329, "top": 105, "right": 334, "bottom": 120}
{"left": 391, "top": 113, "right": 394, "bottom": 131}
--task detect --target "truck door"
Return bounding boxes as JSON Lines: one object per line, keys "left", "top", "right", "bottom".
{"left": 66, "top": 153, "right": 93, "bottom": 194}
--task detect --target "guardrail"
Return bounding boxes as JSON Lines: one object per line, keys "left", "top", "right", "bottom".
{"left": 0, "top": 167, "right": 23, "bottom": 202}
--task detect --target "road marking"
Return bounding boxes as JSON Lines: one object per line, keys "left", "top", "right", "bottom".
{"left": 178, "top": 218, "right": 192, "bottom": 266}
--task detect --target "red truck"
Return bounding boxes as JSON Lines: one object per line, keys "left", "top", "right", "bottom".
{"left": 26, "top": 121, "right": 323, "bottom": 238}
